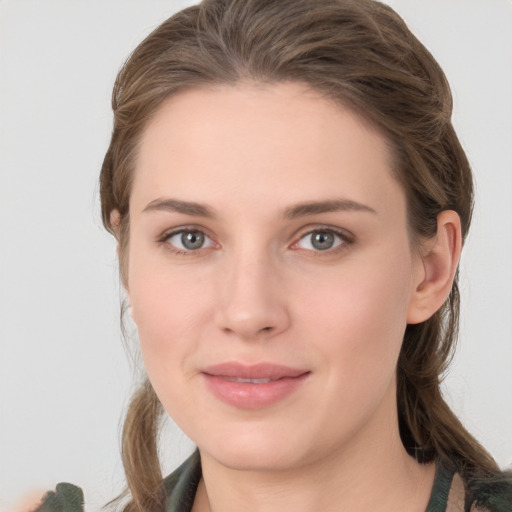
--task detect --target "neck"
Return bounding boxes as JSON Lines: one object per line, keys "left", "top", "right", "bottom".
{"left": 192, "top": 386, "right": 436, "bottom": 512}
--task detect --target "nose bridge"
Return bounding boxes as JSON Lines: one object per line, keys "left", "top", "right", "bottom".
{"left": 215, "top": 243, "right": 289, "bottom": 339}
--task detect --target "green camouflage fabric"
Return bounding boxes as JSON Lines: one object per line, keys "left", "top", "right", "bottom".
{"left": 37, "top": 451, "right": 512, "bottom": 511}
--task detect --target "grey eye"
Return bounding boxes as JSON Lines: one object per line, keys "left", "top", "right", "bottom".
{"left": 167, "top": 230, "right": 213, "bottom": 251}
{"left": 311, "top": 231, "right": 334, "bottom": 250}
{"left": 297, "top": 230, "right": 343, "bottom": 251}
{"left": 181, "top": 231, "right": 205, "bottom": 250}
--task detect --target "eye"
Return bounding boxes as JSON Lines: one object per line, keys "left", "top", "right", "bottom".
{"left": 165, "top": 229, "right": 215, "bottom": 252}
{"left": 296, "top": 229, "right": 346, "bottom": 252}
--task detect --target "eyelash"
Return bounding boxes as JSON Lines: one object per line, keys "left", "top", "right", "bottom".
{"left": 158, "top": 227, "right": 217, "bottom": 256}
{"left": 292, "top": 227, "right": 352, "bottom": 255}
{"left": 157, "top": 225, "right": 353, "bottom": 256}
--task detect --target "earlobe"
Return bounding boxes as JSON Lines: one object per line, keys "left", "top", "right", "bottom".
{"left": 110, "top": 209, "right": 121, "bottom": 241}
{"left": 110, "top": 209, "right": 129, "bottom": 291}
{"left": 110, "top": 209, "right": 123, "bottom": 260}
{"left": 407, "top": 210, "right": 462, "bottom": 324}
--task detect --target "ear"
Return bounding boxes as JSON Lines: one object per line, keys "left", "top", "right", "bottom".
{"left": 110, "top": 209, "right": 121, "bottom": 243}
{"left": 110, "top": 209, "right": 129, "bottom": 291}
{"left": 407, "top": 210, "right": 462, "bottom": 324}
{"left": 110, "top": 209, "right": 123, "bottom": 261}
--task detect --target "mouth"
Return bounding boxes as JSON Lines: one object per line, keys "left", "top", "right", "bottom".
{"left": 201, "top": 362, "right": 310, "bottom": 409}
{"left": 222, "top": 377, "right": 276, "bottom": 384}
{"left": 202, "top": 362, "right": 309, "bottom": 379}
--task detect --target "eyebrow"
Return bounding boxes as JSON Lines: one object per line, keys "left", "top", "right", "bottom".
{"left": 142, "top": 197, "right": 377, "bottom": 218}
{"left": 283, "top": 199, "right": 377, "bottom": 219}
{"left": 142, "top": 198, "right": 215, "bottom": 217}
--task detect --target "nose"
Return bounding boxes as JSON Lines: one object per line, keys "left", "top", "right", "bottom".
{"left": 214, "top": 250, "right": 290, "bottom": 341}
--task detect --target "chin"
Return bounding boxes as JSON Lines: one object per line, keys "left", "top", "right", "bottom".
{"left": 205, "top": 444, "right": 302, "bottom": 472}
{"left": 195, "top": 423, "right": 323, "bottom": 472}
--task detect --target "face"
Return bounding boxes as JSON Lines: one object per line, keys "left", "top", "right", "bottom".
{"left": 126, "top": 82, "right": 424, "bottom": 471}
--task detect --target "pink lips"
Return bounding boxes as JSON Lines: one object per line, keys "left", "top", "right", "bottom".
{"left": 201, "top": 362, "right": 310, "bottom": 409}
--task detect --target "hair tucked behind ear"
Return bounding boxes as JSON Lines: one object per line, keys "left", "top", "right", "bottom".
{"left": 100, "top": 0, "right": 502, "bottom": 509}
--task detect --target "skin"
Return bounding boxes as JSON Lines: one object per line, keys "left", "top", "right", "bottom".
{"left": 121, "top": 82, "right": 461, "bottom": 512}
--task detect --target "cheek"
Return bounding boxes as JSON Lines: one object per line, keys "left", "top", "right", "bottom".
{"left": 296, "top": 245, "right": 414, "bottom": 390}
{"left": 127, "top": 250, "right": 213, "bottom": 375}
{"left": 128, "top": 266, "right": 217, "bottom": 427}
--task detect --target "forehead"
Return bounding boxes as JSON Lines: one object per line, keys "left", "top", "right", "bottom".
{"left": 131, "top": 82, "right": 404, "bottom": 219}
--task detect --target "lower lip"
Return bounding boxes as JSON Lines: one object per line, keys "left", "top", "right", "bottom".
{"left": 202, "top": 373, "right": 309, "bottom": 409}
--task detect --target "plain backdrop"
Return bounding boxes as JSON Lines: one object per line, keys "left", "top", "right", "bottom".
{"left": 1, "top": 0, "right": 511, "bottom": 509}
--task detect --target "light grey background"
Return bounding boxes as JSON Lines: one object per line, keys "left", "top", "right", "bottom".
{"left": 1, "top": 0, "right": 511, "bottom": 509}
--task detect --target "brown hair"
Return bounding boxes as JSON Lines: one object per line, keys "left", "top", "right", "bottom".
{"left": 100, "top": 0, "right": 498, "bottom": 509}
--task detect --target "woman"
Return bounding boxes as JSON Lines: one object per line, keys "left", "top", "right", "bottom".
{"left": 32, "top": 0, "right": 512, "bottom": 510}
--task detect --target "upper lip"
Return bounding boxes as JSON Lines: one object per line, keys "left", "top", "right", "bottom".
{"left": 202, "top": 362, "right": 309, "bottom": 380}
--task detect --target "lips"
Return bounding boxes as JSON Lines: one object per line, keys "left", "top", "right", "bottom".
{"left": 201, "top": 362, "right": 310, "bottom": 409}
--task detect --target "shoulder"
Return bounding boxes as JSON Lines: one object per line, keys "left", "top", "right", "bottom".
{"left": 34, "top": 483, "right": 84, "bottom": 512}
{"left": 429, "top": 461, "right": 512, "bottom": 512}
{"left": 466, "top": 471, "right": 512, "bottom": 512}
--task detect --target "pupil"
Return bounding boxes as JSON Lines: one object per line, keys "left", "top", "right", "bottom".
{"left": 182, "top": 231, "right": 204, "bottom": 249}
{"left": 312, "top": 231, "right": 334, "bottom": 250}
